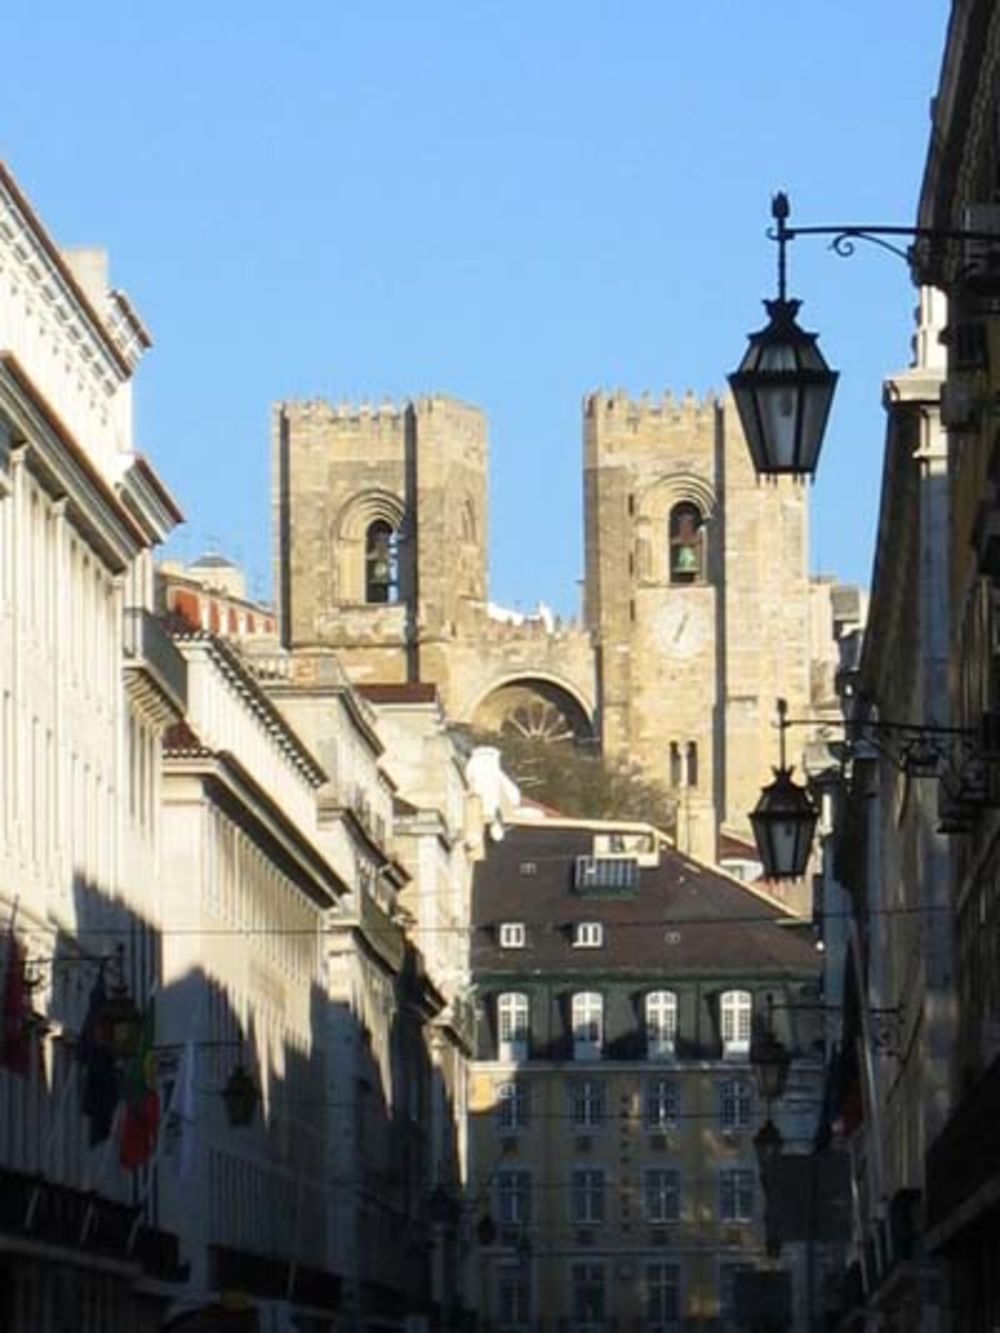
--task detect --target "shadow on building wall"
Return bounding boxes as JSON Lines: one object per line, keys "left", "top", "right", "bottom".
{"left": 1, "top": 873, "right": 466, "bottom": 1333}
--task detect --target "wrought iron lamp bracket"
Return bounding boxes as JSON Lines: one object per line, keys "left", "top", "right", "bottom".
{"left": 766, "top": 191, "right": 1000, "bottom": 298}
{"left": 776, "top": 698, "right": 978, "bottom": 779}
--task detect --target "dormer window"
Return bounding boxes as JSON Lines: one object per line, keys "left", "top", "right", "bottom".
{"left": 497, "top": 992, "right": 530, "bottom": 1062}
{"left": 720, "top": 989, "right": 753, "bottom": 1059}
{"left": 572, "top": 992, "right": 604, "bottom": 1061}
{"left": 574, "top": 856, "right": 639, "bottom": 894}
{"left": 573, "top": 922, "right": 604, "bottom": 949}
{"left": 499, "top": 922, "right": 526, "bottom": 949}
{"left": 645, "top": 991, "right": 678, "bottom": 1059}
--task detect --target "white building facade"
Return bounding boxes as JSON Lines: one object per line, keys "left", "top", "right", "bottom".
{"left": 0, "top": 163, "right": 185, "bottom": 1330}
{"left": 158, "top": 632, "right": 347, "bottom": 1327}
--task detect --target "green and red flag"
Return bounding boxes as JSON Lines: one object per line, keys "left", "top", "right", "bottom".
{"left": 119, "top": 998, "right": 160, "bottom": 1170}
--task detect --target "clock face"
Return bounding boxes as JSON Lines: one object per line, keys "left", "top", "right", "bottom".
{"left": 654, "top": 601, "right": 708, "bottom": 659}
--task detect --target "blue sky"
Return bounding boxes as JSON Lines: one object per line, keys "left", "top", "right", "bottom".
{"left": 3, "top": 2, "right": 948, "bottom": 614}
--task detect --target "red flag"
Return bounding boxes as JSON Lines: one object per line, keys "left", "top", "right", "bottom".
{"left": 0, "top": 928, "right": 31, "bottom": 1076}
{"left": 119, "top": 1000, "right": 160, "bottom": 1169}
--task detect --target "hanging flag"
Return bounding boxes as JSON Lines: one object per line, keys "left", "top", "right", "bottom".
{"left": 78, "top": 968, "right": 120, "bottom": 1145}
{"left": 164, "top": 1038, "right": 196, "bottom": 1177}
{"left": 0, "top": 925, "right": 31, "bottom": 1076}
{"left": 119, "top": 998, "right": 161, "bottom": 1170}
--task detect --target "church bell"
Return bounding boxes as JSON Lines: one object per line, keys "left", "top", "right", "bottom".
{"left": 673, "top": 543, "right": 699, "bottom": 575}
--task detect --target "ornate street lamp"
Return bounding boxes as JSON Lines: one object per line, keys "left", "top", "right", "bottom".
{"left": 729, "top": 196, "right": 838, "bottom": 477}
{"left": 750, "top": 699, "right": 818, "bottom": 880}
{"left": 751, "top": 1024, "right": 792, "bottom": 1106}
{"left": 475, "top": 1213, "right": 497, "bottom": 1247}
{"left": 731, "top": 191, "right": 1000, "bottom": 478}
{"left": 753, "top": 1116, "right": 784, "bottom": 1179}
{"left": 100, "top": 946, "right": 143, "bottom": 1060}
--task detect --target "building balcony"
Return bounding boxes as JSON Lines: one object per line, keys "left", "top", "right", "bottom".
{"left": 123, "top": 607, "right": 187, "bottom": 719}
{"left": 343, "top": 884, "right": 405, "bottom": 971}
{"left": 0, "top": 1164, "right": 184, "bottom": 1282}
{"left": 351, "top": 783, "right": 389, "bottom": 849}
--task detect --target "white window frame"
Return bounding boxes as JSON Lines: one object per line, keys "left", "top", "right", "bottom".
{"left": 643, "top": 1168, "right": 681, "bottom": 1223}
{"left": 645, "top": 990, "right": 679, "bottom": 1059}
{"left": 572, "top": 991, "right": 604, "bottom": 1061}
{"left": 720, "top": 989, "right": 753, "bottom": 1059}
{"left": 570, "top": 1260, "right": 606, "bottom": 1326}
{"left": 496, "top": 1168, "right": 532, "bottom": 1225}
{"left": 573, "top": 920, "right": 604, "bottom": 948}
{"left": 571, "top": 1169, "right": 605, "bottom": 1225}
{"left": 645, "top": 1260, "right": 681, "bottom": 1329}
{"left": 497, "top": 1260, "right": 532, "bottom": 1328}
{"left": 719, "top": 1261, "right": 754, "bottom": 1325}
{"left": 570, "top": 1079, "right": 605, "bottom": 1129}
{"left": 719, "top": 1168, "right": 755, "bottom": 1223}
{"left": 498, "top": 991, "right": 530, "bottom": 1062}
{"left": 497, "top": 1080, "right": 530, "bottom": 1131}
{"left": 499, "top": 921, "right": 527, "bottom": 949}
{"left": 644, "top": 1077, "right": 680, "bottom": 1130}
{"left": 719, "top": 1077, "right": 752, "bottom": 1132}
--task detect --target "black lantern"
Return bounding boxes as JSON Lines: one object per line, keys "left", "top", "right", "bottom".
{"left": 476, "top": 1213, "right": 497, "bottom": 1247}
{"left": 729, "top": 193, "right": 838, "bottom": 477}
{"left": 751, "top": 1026, "right": 791, "bottom": 1104}
{"left": 94, "top": 945, "right": 144, "bottom": 1061}
{"left": 102, "top": 987, "right": 143, "bottom": 1059}
{"left": 99, "top": 950, "right": 143, "bottom": 1060}
{"left": 222, "top": 1063, "right": 259, "bottom": 1127}
{"left": 753, "top": 1117, "right": 784, "bottom": 1178}
{"left": 729, "top": 298, "right": 838, "bottom": 476}
{"left": 751, "top": 698, "right": 817, "bottom": 880}
{"left": 750, "top": 766, "right": 818, "bottom": 880}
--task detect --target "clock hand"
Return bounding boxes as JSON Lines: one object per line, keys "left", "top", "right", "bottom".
{"left": 673, "top": 613, "right": 689, "bottom": 644}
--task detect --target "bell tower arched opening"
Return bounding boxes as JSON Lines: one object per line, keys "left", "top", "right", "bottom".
{"left": 365, "top": 519, "right": 399, "bottom": 604}
{"left": 669, "top": 501, "right": 705, "bottom": 584}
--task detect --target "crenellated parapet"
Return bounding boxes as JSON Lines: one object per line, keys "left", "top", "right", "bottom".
{"left": 583, "top": 387, "right": 723, "bottom": 468}
{"left": 583, "top": 386, "right": 721, "bottom": 420}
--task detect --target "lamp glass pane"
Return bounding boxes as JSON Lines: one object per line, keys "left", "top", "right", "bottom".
{"left": 798, "top": 377, "right": 838, "bottom": 474}
{"left": 756, "top": 382, "right": 802, "bottom": 472}
{"left": 771, "top": 818, "right": 800, "bottom": 877}
{"left": 730, "top": 382, "right": 767, "bottom": 472}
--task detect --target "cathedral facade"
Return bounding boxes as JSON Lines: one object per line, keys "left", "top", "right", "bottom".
{"left": 272, "top": 389, "right": 838, "bottom": 864}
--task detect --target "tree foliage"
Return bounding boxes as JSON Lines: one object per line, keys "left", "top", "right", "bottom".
{"left": 473, "top": 731, "right": 678, "bottom": 834}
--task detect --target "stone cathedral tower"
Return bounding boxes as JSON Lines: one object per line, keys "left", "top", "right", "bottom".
{"left": 274, "top": 388, "right": 833, "bottom": 868}
{"left": 273, "top": 396, "right": 491, "bottom": 691}
{"left": 584, "top": 389, "right": 814, "bottom": 861}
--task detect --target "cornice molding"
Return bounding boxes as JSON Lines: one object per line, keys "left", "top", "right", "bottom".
{"left": 162, "top": 748, "right": 348, "bottom": 911}
{"left": 0, "top": 162, "right": 132, "bottom": 382}
{"left": 118, "top": 454, "right": 184, "bottom": 544}
{"left": 0, "top": 352, "right": 144, "bottom": 571}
